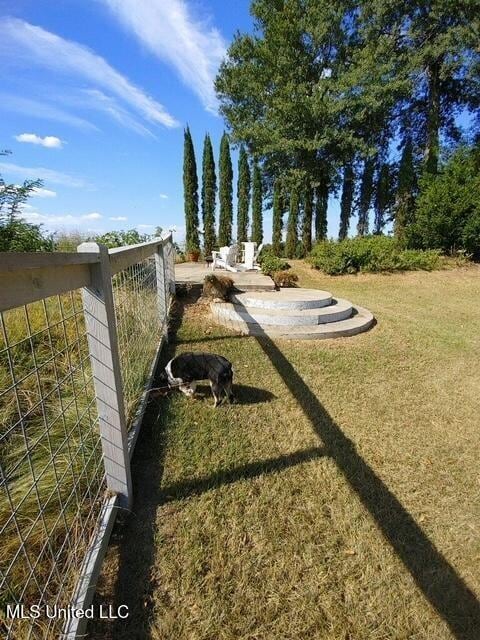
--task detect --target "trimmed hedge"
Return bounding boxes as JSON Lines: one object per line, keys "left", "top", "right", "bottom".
{"left": 258, "top": 251, "right": 290, "bottom": 276}
{"left": 308, "top": 236, "right": 441, "bottom": 275}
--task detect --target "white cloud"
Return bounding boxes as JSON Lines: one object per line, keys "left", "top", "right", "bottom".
{"left": 15, "top": 133, "right": 63, "bottom": 148}
{"left": 0, "top": 162, "right": 85, "bottom": 188}
{"left": 110, "top": 216, "right": 128, "bottom": 221}
{"left": 32, "top": 187, "right": 57, "bottom": 198}
{"left": 0, "top": 94, "right": 98, "bottom": 131}
{"left": 0, "top": 18, "right": 178, "bottom": 128}
{"left": 137, "top": 224, "right": 153, "bottom": 229}
{"left": 77, "top": 89, "right": 155, "bottom": 137}
{"left": 100, "top": 0, "right": 226, "bottom": 112}
{"left": 22, "top": 210, "right": 103, "bottom": 228}
{"left": 82, "top": 212, "right": 102, "bottom": 220}
{"left": 159, "top": 193, "right": 168, "bottom": 199}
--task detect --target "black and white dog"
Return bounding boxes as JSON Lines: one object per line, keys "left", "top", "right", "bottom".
{"left": 159, "top": 352, "right": 235, "bottom": 407}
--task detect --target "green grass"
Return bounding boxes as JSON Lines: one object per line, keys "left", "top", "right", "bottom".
{"left": 90, "top": 264, "right": 480, "bottom": 640}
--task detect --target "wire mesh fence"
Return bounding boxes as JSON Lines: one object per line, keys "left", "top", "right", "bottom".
{"left": 0, "top": 291, "right": 105, "bottom": 640}
{"left": 112, "top": 256, "right": 164, "bottom": 426}
{"left": 0, "top": 236, "right": 175, "bottom": 639}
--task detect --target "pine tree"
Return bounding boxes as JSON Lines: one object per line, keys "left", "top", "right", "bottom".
{"left": 272, "top": 178, "right": 283, "bottom": 256}
{"left": 357, "top": 156, "right": 376, "bottom": 236}
{"left": 183, "top": 126, "right": 200, "bottom": 253}
{"left": 339, "top": 162, "right": 354, "bottom": 240}
{"left": 218, "top": 132, "right": 233, "bottom": 246}
{"left": 237, "top": 145, "right": 250, "bottom": 243}
{"left": 373, "top": 162, "right": 391, "bottom": 234}
{"left": 301, "top": 186, "right": 313, "bottom": 254}
{"left": 201, "top": 134, "right": 217, "bottom": 256}
{"left": 285, "top": 186, "right": 299, "bottom": 258}
{"left": 251, "top": 161, "right": 263, "bottom": 244}
{"left": 394, "top": 138, "right": 416, "bottom": 244}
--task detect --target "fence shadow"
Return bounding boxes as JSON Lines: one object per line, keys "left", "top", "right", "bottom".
{"left": 250, "top": 329, "right": 480, "bottom": 640}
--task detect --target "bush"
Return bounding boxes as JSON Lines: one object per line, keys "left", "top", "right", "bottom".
{"left": 258, "top": 251, "right": 290, "bottom": 276}
{"left": 308, "top": 236, "right": 441, "bottom": 275}
{"left": 274, "top": 271, "right": 298, "bottom": 287}
{"left": 409, "top": 146, "right": 480, "bottom": 256}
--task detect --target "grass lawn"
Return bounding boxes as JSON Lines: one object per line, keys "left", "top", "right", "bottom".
{"left": 90, "top": 263, "right": 480, "bottom": 640}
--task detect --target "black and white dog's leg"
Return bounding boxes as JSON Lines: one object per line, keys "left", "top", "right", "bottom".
{"left": 224, "top": 379, "right": 235, "bottom": 404}
{"left": 210, "top": 381, "right": 223, "bottom": 407}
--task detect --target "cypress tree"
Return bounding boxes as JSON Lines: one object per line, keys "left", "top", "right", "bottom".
{"left": 251, "top": 161, "right": 263, "bottom": 244}
{"left": 272, "top": 178, "right": 283, "bottom": 256}
{"left": 338, "top": 162, "right": 354, "bottom": 240}
{"left": 237, "top": 145, "right": 250, "bottom": 243}
{"left": 394, "top": 138, "right": 416, "bottom": 245}
{"left": 218, "top": 132, "right": 233, "bottom": 246}
{"left": 201, "top": 133, "right": 216, "bottom": 256}
{"left": 183, "top": 126, "right": 200, "bottom": 254}
{"left": 285, "top": 186, "right": 299, "bottom": 258}
{"left": 357, "top": 156, "right": 376, "bottom": 236}
{"left": 301, "top": 185, "right": 313, "bottom": 254}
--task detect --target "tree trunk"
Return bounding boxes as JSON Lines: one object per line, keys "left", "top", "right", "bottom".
{"left": 339, "top": 162, "right": 354, "bottom": 240}
{"left": 424, "top": 58, "right": 442, "bottom": 175}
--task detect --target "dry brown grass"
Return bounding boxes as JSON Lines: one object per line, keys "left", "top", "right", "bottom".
{"left": 90, "top": 264, "right": 480, "bottom": 640}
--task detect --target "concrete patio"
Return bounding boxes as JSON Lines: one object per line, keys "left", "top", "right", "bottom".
{"left": 175, "top": 261, "right": 274, "bottom": 291}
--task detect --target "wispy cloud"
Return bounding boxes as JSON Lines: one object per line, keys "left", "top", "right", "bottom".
{"left": 100, "top": 0, "right": 226, "bottom": 112}
{"left": 77, "top": 89, "right": 155, "bottom": 137}
{"left": 0, "top": 94, "right": 97, "bottom": 131}
{"left": 0, "top": 162, "right": 86, "bottom": 188}
{"left": 159, "top": 193, "right": 168, "bottom": 199}
{"left": 137, "top": 224, "right": 153, "bottom": 229}
{"left": 32, "top": 187, "right": 57, "bottom": 198}
{"left": 110, "top": 215, "right": 127, "bottom": 221}
{"left": 15, "top": 133, "right": 63, "bottom": 148}
{"left": 23, "top": 210, "right": 103, "bottom": 227}
{"left": 0, "top": 18, "right": 178, "bottom": 128}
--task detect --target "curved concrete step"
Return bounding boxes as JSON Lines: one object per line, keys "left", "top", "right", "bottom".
{"left": 211, "top": 303, "right": 374, "bottom": 340}
{"left": 231, "top": 288, "right": 332, "bottom": 310}
{"left": 213, "top": 298, "right": 353, "bottom": 326}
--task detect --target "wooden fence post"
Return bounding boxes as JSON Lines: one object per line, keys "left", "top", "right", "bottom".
{"left": 78, "top": 242, "right": 132, "bottom": 510}
{"left": 155, "top": 242, "right": 169, "bottom": 339}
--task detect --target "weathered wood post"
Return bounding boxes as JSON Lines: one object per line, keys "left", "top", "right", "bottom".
{"left": 154, "top": 241, "right": 169, "bottom": 339}
{"left": 78, "top": 242, "right": 132, "bottom": 509}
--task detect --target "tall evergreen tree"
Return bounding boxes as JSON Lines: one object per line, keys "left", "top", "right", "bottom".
{"left": 394, "top": 138, "right": 417, "bottom": 244}
{"left": 218, "top": 132, "right": 233, "bottom": 246}
{"left": 183, "top": 126, "right": 200, "bottom": 253}
{"left": 373, "top": 162, "right": 391, "bottom": 234}
{"left": 301, "top": 186, "right": 313, "bottom": 254}
{"left": 272, "top": 178, "right": 283, "bottom": 256}
{"left": 357, "top": 156, "right": 376, "bottom": 236}
{"left": 339, "top": 162, "right": 355, "bottom": 240}
{"left": 285, "top": 186, "right": 299, "bottom": 258}
{"left": 237, "top": 145, "right": 250, "bottom": 243}
{"left": 201, "top": 133, "right": 216, "bottom": 256}
{"left": 251, "top": 161, "right": 263, "bottom": 244}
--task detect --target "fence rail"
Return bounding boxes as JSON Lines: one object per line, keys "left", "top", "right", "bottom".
{"left": 0, "top": 235, "right": 175, "bottom": 639}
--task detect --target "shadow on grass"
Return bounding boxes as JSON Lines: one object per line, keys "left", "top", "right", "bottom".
{"left": 91, "top": 293, "right": 480, "bottom": 640}
{"left": 250, "top": 330, "right": 480, "bottom": 640}
{"left": 178, "top": 382, "right": 275, "bottom": 406}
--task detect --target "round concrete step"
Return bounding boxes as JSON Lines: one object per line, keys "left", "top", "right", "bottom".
{"left": 231, "top": 288, "right": 332, "bottom": 310}
{"left": 211, "top": 304, "right": 374, "bottom": 340}
{"left": 212, "top": 298, "right": 353, "bottom": 326}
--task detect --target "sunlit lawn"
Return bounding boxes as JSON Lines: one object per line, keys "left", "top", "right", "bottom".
{"left": 90, "top": 262, "right": 480, "bottom": 640}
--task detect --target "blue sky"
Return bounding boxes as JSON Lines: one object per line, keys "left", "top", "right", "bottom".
{"left": 0, "top": 0, "right": 271, "bottom": 243}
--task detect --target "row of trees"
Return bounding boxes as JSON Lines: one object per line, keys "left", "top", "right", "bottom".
{"left": 214, "top": 0, "right": 479, "bottom": 255}
{"left": 183, "top": 127, "right": 264, "bottom": 255}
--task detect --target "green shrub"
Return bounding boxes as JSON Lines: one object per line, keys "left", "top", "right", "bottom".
{"left": 308, "top": 236, "right": 441, "bottom": 275}
{"left": 259, "top": 251, "right": 290, "bottom": 276}
{"left": 409, "top": 147, "right": 480, "bottom": 256}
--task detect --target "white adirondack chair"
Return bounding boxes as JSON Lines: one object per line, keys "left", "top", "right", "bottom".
{"left": 211, "top": 245, "right": 239, "bottom": 272}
